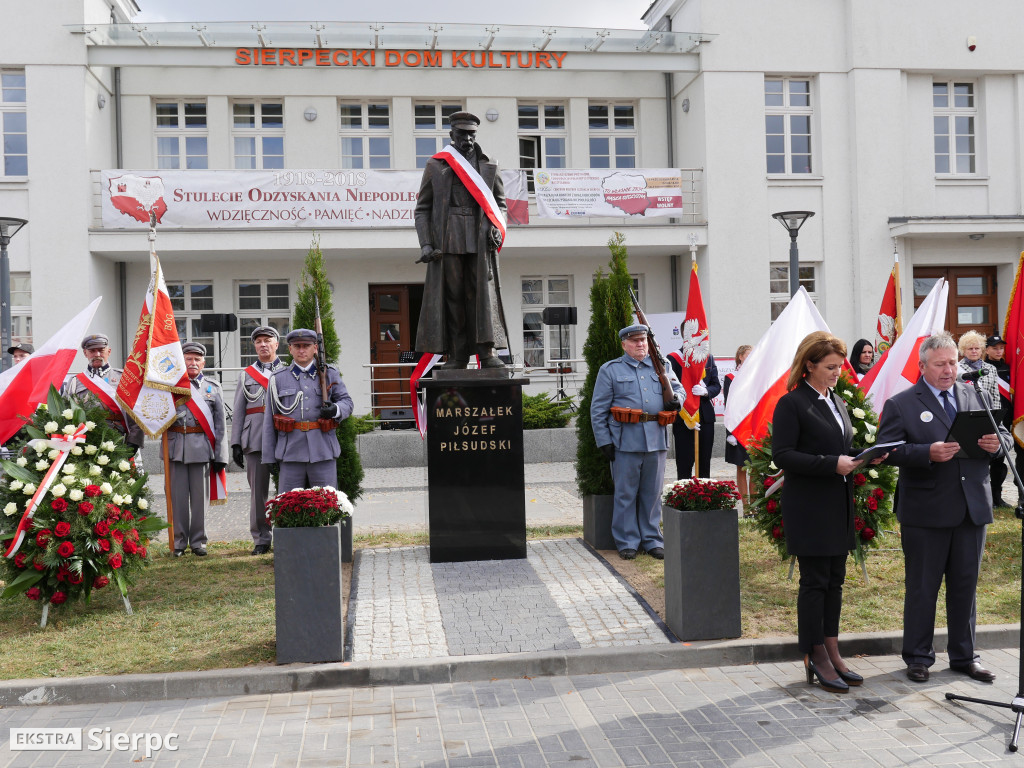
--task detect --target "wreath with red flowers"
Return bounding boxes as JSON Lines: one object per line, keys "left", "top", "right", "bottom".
{"left": 743, "top": 372, "right": 898, "bottom": 566}
{"left": 0, "top": 387, "right": 166, "bottom": 618}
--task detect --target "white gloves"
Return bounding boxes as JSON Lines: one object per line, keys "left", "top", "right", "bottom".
{"left": 691, "top": 383, "right": 708, "bottom": 397}
{"left": 726, "top": 435, "right": 738, "bottom": 446}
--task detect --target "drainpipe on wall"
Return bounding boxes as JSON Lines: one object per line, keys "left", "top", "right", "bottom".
{"left": 114, "top": 67, "right": 128, "bottom": 356}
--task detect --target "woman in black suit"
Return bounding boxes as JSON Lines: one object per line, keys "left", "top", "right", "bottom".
{"left": 772, "top": 331, "right": 863, "bottom": 693}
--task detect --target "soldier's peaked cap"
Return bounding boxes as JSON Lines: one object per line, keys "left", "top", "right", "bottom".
{"left": 81, "top": 334, "right": 109, "bottom": 350}
{"left": 619, "top": 324, "right": 649, "bottom": 340}
{"left": 250, "top": 325, "right": 279, "bottom": 342}
{"left": 181, "top": 341, "right": 207, "bottom": 356}
{"left": 286, "top": 328, "right": 317, "bottom": 344}
{"left": 448, "top": 111, "right": 480, "bottom": 131}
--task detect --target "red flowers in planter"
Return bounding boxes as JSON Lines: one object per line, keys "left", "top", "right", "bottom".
{"left": 662, "top": 479, "right": 740, "bottom": 512}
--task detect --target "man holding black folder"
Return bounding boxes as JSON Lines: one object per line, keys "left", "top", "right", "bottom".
{"left": 877, "top": 332, "right": 1008, "bottom": 684}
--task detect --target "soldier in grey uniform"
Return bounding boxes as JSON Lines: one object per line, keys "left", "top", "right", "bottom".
{"left": 230, "top": 326, "right": 284, "bottom": 555}
{"left": 61, "top": 334, "right": 145, "bottom": 453}
{"left": 262, "top": 328, "right": 354, "bottom": 492}
{"left": 167, "top": 341, "right": 228, "bottom": 557}
{"left": 591, "top": 324, "right": 684, "bottom": 560}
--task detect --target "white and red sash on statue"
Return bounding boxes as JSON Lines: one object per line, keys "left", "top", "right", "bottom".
{"left": 186, "top": 393, "right": 227, "bottom": 506}
{"left": 433, "top": 145, "right": 506, "bottom": 251}
{"left": 244, "top": 365, "right": 270, "bottom": 391}
{"left": 76, "top": 372, "right": 129, "bottom": 431}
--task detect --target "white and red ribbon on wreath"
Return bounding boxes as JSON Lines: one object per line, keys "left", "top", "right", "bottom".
{"left": 3, "top": 424, "right": 89, "bottom": 558}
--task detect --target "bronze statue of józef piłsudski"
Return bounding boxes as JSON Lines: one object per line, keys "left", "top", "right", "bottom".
{"left": 413, "top": 111, "right": 509, "bottom": 370}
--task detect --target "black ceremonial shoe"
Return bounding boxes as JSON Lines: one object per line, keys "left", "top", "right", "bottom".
{"left": 645, "top": 547, "right": 665, "bottom": 560}
{"left": 191, "top": 546, "right": 208, "bottom": 557}
{"left": 950, "top": 662, "right": 996, "bottom": 683}
{"left": 618, "top": 549, "right": 637, "bottom": 560}
{"left": 173, "top": 549, "right": 185, "bottom": 558}
{"left": 906, "top": 664, "right": 929, "bottom": 683}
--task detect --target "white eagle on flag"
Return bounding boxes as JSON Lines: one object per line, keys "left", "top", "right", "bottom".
{"left": 680, "top": 318, "right": 710, "bottom": 367}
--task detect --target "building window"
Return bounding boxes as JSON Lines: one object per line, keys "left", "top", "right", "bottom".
{"left": 414, "top": 102, "right": 462, "bottom": 168}
{"left": 232, "top": 101, "right": 284, "bottom": 169}
{"left": 235, "top": 280, "right": 291, "bottom": 367}
{"left": 339, "top": 102, "right": 392, "bottom": 169}
{"left": 166, "top": 280, "right": 217, "bottom": 369}
{"left": 934, "top": 81, "right": 976, "bottom": 175}
{"left": 588, "top": 102, "right": 636, "bottom": 169}
{"left": 155, "top": 100, "right": 208, "bottom": 170}
{"left": 1, "top": 70, "right": 27, "bottom": 176}
{"left": 769, "top": 263, "right": 818, "bottom": 321}
{"left": 765, "top": 78, "right": 812, "bottom": 174}
{"left": 522, "top": 276, "right": 573, "bottom": 369}
{"left": 11, "top": 272, "right": 30, "bottom": 345}
{"left": 518, "top": 102, "right": 567, "bottom": 192}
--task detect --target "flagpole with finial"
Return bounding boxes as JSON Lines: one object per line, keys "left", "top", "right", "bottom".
{"left": 893, "top": 239, "right": 903, "bottom": 337}
{"left": 149, "top": 210, "right": 177, "bottom": 553}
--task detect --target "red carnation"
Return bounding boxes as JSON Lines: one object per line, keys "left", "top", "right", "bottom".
{"left": 51, "top": 498, "right": 68, "bottom": 512}
{"left": 872, "top": 487, "right": 885, "bottom": 499}
{"left": 54, "top": 521, "right": 71, "bottom": 538}
{"left": 108, "top": 553, "right": 122, "bottom": 569}
{"left": 57, "top": 541, "right": 74, "bottom": 558}
{"left": 112, "top": 529, "right": 124, "bottom": 543}
{"left": 862, "top": 527, "right": 876, "bottom": 541}
{"left": 94, "top": 521, "right": 110, "bottom": 536}
{"left": 123, "top": 539, "right": 138, "bottom": 555}
{"left": 84, "top": 485, "right": 102, "bottom": 498}
{"left": 854, "top": 517, "right": 865, "bottom": 531}
{"left": 77, "top": 501, "right": 94, "bottom": 516}
{"left": 25, "top": 587, "right": 41, "bottom": 601}
{"left": 33, "top": 559, "right": 45, "bottom": 571}
{"left": 772, "top": 525, "right": 782, "bottom": 540}
{"left": 93, "top": 575, "right": 109, "bottom": 589}
{"left": 106, "top": 504, "right": 121, "bottom": 520}
{"left": 853, "top": 474, "right": 867, "bottom": 486}
{"left": 98, "top": 538, "right": 111, "bottom": 552}
{"left": 866, "top": 497, "right": 878, "bottom": 511}
{"left": 35, "top": 529, "right": 52, "bottom": 547}
{"left": 50, "top": 591, "right": 67, "bottom": 605}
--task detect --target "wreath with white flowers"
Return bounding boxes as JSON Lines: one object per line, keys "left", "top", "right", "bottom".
{"left": 0, "top": 386, "right": 165, "bottom": 624}
{"left": 744, "top": 372, "right": 898, "bottom": 567}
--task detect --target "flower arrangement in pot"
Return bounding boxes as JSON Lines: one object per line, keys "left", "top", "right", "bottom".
{"left": 264, "top": 485, "right": 353, "bottom": 529}
{"left": 663, "top": 478, "right": 741, "bottom": 512}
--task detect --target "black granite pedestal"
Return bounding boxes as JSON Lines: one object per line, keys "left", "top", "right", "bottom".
{"left": 424, "top": 371, "right": 528, "bottom": 562}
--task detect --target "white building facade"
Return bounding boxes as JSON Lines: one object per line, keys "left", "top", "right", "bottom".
{"left": 2, "top": 0, "right": 1022, "bottom": 416}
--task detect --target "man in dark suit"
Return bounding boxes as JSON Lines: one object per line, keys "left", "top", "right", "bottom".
{"left": 413, "top": 111, "right": 508, "bottom": 370}
{"left": 877, "top": 331, "right": 1007, "bottom": 683}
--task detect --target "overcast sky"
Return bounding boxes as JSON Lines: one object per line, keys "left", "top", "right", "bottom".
{"left": 133, "top": 0, "right": 652, "bottom": 29}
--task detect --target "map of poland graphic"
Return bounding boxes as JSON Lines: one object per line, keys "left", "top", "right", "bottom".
{"left": 108, "top": 175, "right": 168, "bottom": 223}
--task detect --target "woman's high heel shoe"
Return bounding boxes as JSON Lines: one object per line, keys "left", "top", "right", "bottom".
{"left": 837, "top": 668, "right": 863, "bottom": 686}
{"left": 804, "top": 655, "right": 849, "bottom": 693}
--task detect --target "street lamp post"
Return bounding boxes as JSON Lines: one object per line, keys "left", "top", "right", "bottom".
{"left": 0, "top": 217, "right": 28, "bottom": 371}
{"left": 772, "top": 211, "right": 815, "bottom": 297}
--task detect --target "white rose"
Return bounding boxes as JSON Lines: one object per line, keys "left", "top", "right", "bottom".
{"left": 43, "top": 421, "right": 58, "bottom": 433}
{"left": 118, "top": 460, "right": 131, "bottom": 472}
{"left": 868, "top": 469, "right": 879, "bottom": 479}
{"left": 32, "top": 441, "right": 45, "bottom": 455}
{"left": 851, "top": 426, "right": 858, "bottom": 435}
{"left": 123, "top": 494, "right": 133, "bottom": 505}
{"left": 84, "top": 445, "right": 98, "bottom": 455}
{"left": 3, "top": 502, "right": 17, "bottom": 516}
{"left": 101, "top": 441, "right": 115, "bottom": 452}
{"left": 15, "top": 457, "right": 27, "bottom": 467}
{"left": 769, "top": 462, "right": 778, "bottom": 471}
{"left": 23, "top": 483, "right": 36, "bottom": 495}
{"left": 844, "top": 390, "right": 854, "bottom": 398}
{"left": 109, "top": 471, "right": 121, "bottom": 479}
{"left": 89, "top": 465, "right": 102, "bottom": 476}
{"left": 84, "top": 421, "right": 97, "bottom": 432}
{"left": 9, "top": 480, "right": 22, "bottom": 491}
{"left": 100, "top": 482, "right": 112, "bottom": 495}
{"left": 138, "top": 498, "right": 149, "bottom": 510}
{"left": 62, "top": 424, "right": 76, "bottom": 435}
{"left": 51, "top": 483, "right": 67, "bottom": 497}
{"left": 865, "top": 434, "right": 876, "bottom": 444}
{"left": 34, "top": 460, "right": 48, "bottom": 471}
{"left": 62, "top": 409, "right": 74, "bottom": 419}
{"left": 62, "top": 463, "right": 75, "bottom": 475}
{"left": 71, "top": 446, "right": 83, "bottom": 456}
{"left": 48, "top": 450, "right": 59, "bottom": 460}
{"left": 112, "top": 494, "right": 124, "bottom": 505}
{"left": 69, "top": 489, "right": 84, "bottom": 501}
{"left": 97, "top": 455, "right": 109, "bottom": 466}
{"left": 865, "top": 423, "right": 877, "bottom": 434}
{"left": 852, "top": 408, "right": 866, "bottom": 420}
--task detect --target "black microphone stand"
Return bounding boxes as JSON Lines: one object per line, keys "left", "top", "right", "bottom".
{"left": 944, "top": 373, "right": 1024, "bottom": 751}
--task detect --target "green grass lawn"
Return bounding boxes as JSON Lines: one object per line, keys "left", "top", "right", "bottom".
{"left": 0, "top": 514, "right": 1020, "bottom": 681}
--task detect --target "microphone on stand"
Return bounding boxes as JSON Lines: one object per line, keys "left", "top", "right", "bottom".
{"left": 960, "top": 368, "right": 989, "bottom": 383}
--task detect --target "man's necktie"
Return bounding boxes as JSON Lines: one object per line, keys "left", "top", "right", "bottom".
{"left": 940, "top": 389, "right": 956, "bottom": 422}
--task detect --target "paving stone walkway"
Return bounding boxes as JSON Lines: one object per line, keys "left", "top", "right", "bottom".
{"left": 348, "top": 539, "right": 671, "bottom": 662}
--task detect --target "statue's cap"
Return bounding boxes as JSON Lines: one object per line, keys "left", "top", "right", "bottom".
{"left": 448, "top": 111, "right": 480, "bottom": 131}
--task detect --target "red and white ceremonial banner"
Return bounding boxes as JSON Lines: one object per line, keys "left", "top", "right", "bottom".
{"left": 433, "top": 145, "right": 507, "bottom": 249}
{"left": 186, "top": 392, "right": 227, "bottom": 506}
{"left": 410, "top": 353, "right": 443, "bottom": 438}
{"left": 1002, "top": 251, "right": 1024, "bottom": 447}
{"left": 0, "top": 298, "right": 101, "bottom": 445}
{"left": 723, "top": 288, "right": 829, "bottom": 449}
{"left": 670, "top": 262, "right": 710, "bottom": 430}
{"left": 116, "top": 254, "right": 191, "bottom": 438}
{"left": 859, "top": 277, "right": 948, "bottom": 412}
{"left": 503, "top": 169, "right": 530, "bottom": 226}
{"left": 534, "top": 169, "right": 685, "bottom": 219}
{"left": 874, "top": 252, "right": 903, "bottom": 355}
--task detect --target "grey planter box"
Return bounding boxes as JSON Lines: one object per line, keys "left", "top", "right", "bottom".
{"left": 341, "top": 518, "right": 352, "bottom": 563}
{"left": 663, "top": 506, "right": 742, "bottom": 641}
{"left": 583, "top": 494, "right": 616, "bottom": 551}
{"left": 273, "top": 524, "right": 344, "bottom": 664}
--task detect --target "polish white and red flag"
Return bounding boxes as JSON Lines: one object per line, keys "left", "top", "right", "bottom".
{"left": 502, "top": 169, "right": 530, "bottom": 226}
{"left": 433, "top": 145, "right": 506, "bottom": 250}
{"left": 0, "top": 297, "right": 101, "bottom": 444}
{"left": 669, "top": 261, "right": 709, "bottom": 430}
{"left": 116, "top": 253, "right": 191, "bottom": 437}
{"left": 410, "top": 353, "right": 443, "bottom": 438}
{"left": 724, "top": 288, "right": 829, "bottom": 449}
{"left": 858, "top": 277, "right": 948, "bottom": 412}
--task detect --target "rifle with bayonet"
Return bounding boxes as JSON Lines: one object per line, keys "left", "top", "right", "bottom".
{"left": 628, "top": 287, "right": 680, "bottom": 410}
{"left": 314, "top": 293, "right": 337, "bottom": 431}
